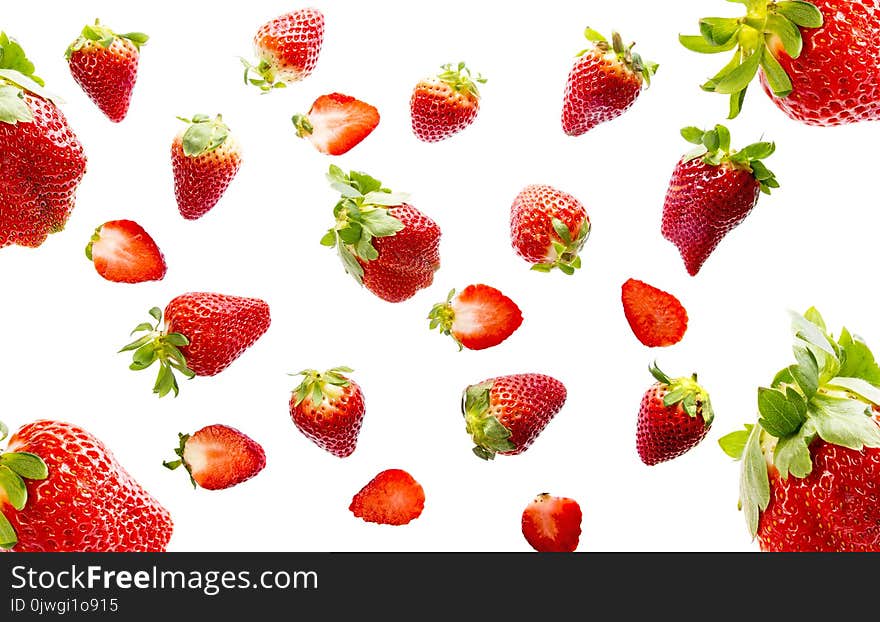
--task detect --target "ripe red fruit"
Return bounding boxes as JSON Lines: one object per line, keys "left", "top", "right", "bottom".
{"left": 85, "top": 219, "right": 166, "bottom": 283}
{"left": 621, "top": 278, "right": 688, "bottom": 347}
{"left": 243, "top": 7, "right": 324, "bottom": 92}
{"left": 349, "top": 469, "right": 425, "bottom": 526}
{"left": 1, "top": 33, "right": 87, "bottom": 250}
{"left": 0, "top": 419, "right": 173, "bottom": 551}
{"left": 410, "top": 62, "right": 486, "bottom": 142}
{"left": 428, "top": 284, "right": 523, "bottom": 351}
{"left": 292, "top": 93, "right": 380, "bottom": 155}
{"left": 289, "top": 367, "right": 366, "bottom": 458}
{"left": 120, "top": 292, "right": 271, "bottom": 397}
{"left": 65, "top": 20, "right": 148, "bottom": 122}
{"left": 636, "top": 363, "right": 714, "bottom": 466}
{"left": 562, "top": 28, "right": 657, "bottom": 136}
{"left": 521, "top": 493, "right": 583, "bottom": 553}
{"left": 510, "top": 184, "right": 590, "bottom": 275}
{"left": 163, "top": 424, "right": 266, "bottom": 491}
{"left": 171, "top": 113, "right": 242, "bottom": 220}
{"left": 462, "top": 373, "right": 567, "bottom": 460}
{"left": 661, "top": 125, "right": 778, "bottom": 276}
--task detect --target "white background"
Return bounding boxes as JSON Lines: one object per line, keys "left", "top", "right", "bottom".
{"left": 2, "top": 0, "right": 878, "bottom": 552}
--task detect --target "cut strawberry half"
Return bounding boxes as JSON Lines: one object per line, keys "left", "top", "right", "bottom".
{"left": 85, "top": 219, "right": 166, "bottom": 283}
{"left": 621, "top": 278, "right": 688, "bottom": 347}
{"left": 349, "top": 468, "right": 425, "bottom": 526}
{"left": 428, "top": 284, "right": 523, "bottom": 350}
{"left": 163, "top": 424, "right": 266, "bottom": 491}
{"left": 292, "top": 93, "right": 379, "bottom": 155}
{"left": 521, "top": 493, "right": 583, "bottom": 552}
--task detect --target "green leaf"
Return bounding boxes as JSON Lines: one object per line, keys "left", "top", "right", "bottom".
{"left": 0, "top": 466, "right": 26, "bottom": 510}
{"left": 791, "top": 347, "right": 819, "bottom": 398}
{"left": 766, "top": 14, "right": 803, "bottom": 58}
{"left": 360, "top": 209, "right": 404, "bottom": 237}
{"left": 740, "top": 423, "right": 770, "bottom": 538}
{"left": 680, "top": 127, "right": 705, "bottom": 144}
{"left": 803, "top": 307, "right": 826, "bottom": 330}
{"left": 714, "top": 124, "right": 731, "bottom": 152}
{"left": 349, "top": 171, "right": 383, "bottom": 195}
{"left": 583, "top": 27, "right": 607, "bottom": 43}
{"left": 0, "top": 84, "right": 32, "bottom": 123}
{"left": 182, "top": 119, "right": 228, "bottom": 157}
{"left": 337, "top": 244, "right": 364, "bottom": 282}
{"left": 758, "top": 387, "right": 807, "bottom": 438}
{"left": 773, "top": 421, "right": 815, "bottom": 478}
{"left": 119, "top": 334, "right": 153, "bottom": 353}
{"left": 132, "top": 343, "right": 157, "bottom": 367}
{"left": 355, "top": 236, "right": 378, "bottom": 261}
{"left": 679, "top": 34, "right": 737, "bottom": 54}
{"left": 164, "top": 333, "right": 189, "bottom": 347}
{"left": 719, "top": 425, "right": 752, "bottom": 459}
{"left": 808, "top": 394, "right": 880, "bottom": 450}
{"left": 149, "top": 307, "right": 163, "bottom": 322}
{"left": 120, "top": 32, "right": 149, "bottom": 47}
{"left": 700, "top": 17, "right": 741, "bottom": 46}
{"left": 775, "top": 1, "right": 824, "bottom": 28}
{"left": 837, "top": 330, "right": 880, "bottom": 385}
{"left": 826, "top": 377, "right": 880, "bottom": 406}
{"left": 0, "top": 512, "right": 17, "bottom": 550}
{"left": 464, "top": 381, "right": 492, "bottom": 417}
{"left": 0, "top": 421, "right": 6, "bottom": 442}
{"left": 736, "top": 141, "right": 775, "bottom": 160}
{"left": 338, "top": 223, "right": 363, "bottom": 245}
{"left": 551, "top": 217, "right": 572, "bottom": 245}
{"left": 0, "top": 452, "right": 48, "bottom": 480}
{"left": 728, "top": 86, "right": 747, "bottom": 119}
{"left": 320, "top": 230, "right": 337, "bottom": 247}
{"left": 362, "top": 191, "right": 408, "bottom": 207}
{"left": 760, "top": 47, "right": 793, "bottom": 97}
{"left": 711, "top": 46, "right": 762, "bottom": 95}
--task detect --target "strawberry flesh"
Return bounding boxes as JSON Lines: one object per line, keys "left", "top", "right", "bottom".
{"left": 621, "top": 278, "right": 688, "bottom": 347}
{"left": 182, "top": 424, "right": 266, "bottom": 491}
{"left": 349, "top": 469, "right": 425, "bottom": 526}
{"left": 450, "top": 284, "right": 523, "bottom": 350}
{"left": 521, "top": 493, "right": 582, "bottom": 552}
{"left": 87, "top": 219, "right": 166, "bottom": 283}
{"left": 298, "top": 93, "right": 379, "bottom": 155}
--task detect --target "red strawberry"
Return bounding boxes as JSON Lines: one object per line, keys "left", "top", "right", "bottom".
{"left": 410, "top": 62, "right": 486, "bottom": 142}
{"left": 292, "top": 93, "right": 380, "bottom": 155}
{"left": 65, "top": 20, "right": 148, "bottom": 122}
{"left": 621, "top": 278, "right": 688, "bottom": 347}
{"left": 289, "top": 367, "right": 366, "bottom": 458}
{"left": 349, "top": 469, "right": 425, "bottom": 526}
{"left": 0, "top": 419, "right": 172, "bottom": 551}
{"left": 682, "top": 1, "right": 880, "bottom": 125}
{"left": 163, "top": 424, "right": 266, "bottom": 491}
{"left": 462, "top": 373, "right": 567, "bottom": 460}
{"left": 521, "top": 493, "right": 583, "bottom": 553}
{"left": 85, "top": 219, "right": 166, "bottom": 283}
{"left": 243, "top": 7, "right": 324, "bottom": 92}
{"left": 120, "top": 292, "right": 271, "bottom": 397}
{"left": 322, "top": 166, "right": 441, "bottom": 303}
{"left": 661, "top": 125, "right": 778, "bottom": 276}
{"left": 428, "top": 284, "right": 523, "bottom": 351}
{"left": 0, "top": 33, "right": 87, "bottom": 249}
{"left": 562, "top": 28, "right": 657, "bottom": 136}
{"left": 509, "top": 184, "right": 590, "bottom": 274}
{"left": 171, "top": 113, "right": 242, "bottom": 220}
{"left": 637, "top": 363, "right": 714, "bottom": 466}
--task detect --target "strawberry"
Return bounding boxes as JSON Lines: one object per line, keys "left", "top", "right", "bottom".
{"left": 561, "top": 28, "right": 657, "bottom": 136}
{"left": 621, "top": 278, "right": 688, "bottom": 347}
{"left": 681, "top": 1, "right": 880, "bottom": 125}
{"left": 509, "top": 184, "right": 590, "bottom": 274}
{"left": 0, "top": 33, "right": 87, "bottom": 249}
{"left": 636, "top": 363, "right": 714, "bottom": 466}
{"left": 64, "top": 20, "right": 148, "bottom": 122}
{"left": 163, "top": 424, "right": 266, "bottom": 490}
{"left": 292, "top": 93, "right": 380, "bottom": 155}
{"left": 243, "top": 7, "right": 324, "bottom": 92}
{"left": 410, "top": 62, "right": 486, "bottom": 142}
{"left": 0, "top": 419, "right": 172, "bottom": 551}
{"left": 661, "top": 125, "right": 778, "bottom": 277}
{"left": 428, "top": 284, "right": 523, "bottom": 351}
{"left": 349, "top": 469, "right": 425, "bottom": 526}
{"left": 171, "top": 113, "right": 242, "bottom": 220}
{"left": 462, "top": 373, "right": 567, "bottom": 460}
{"left": 322, "top": 166, "right": 441, "bottom": 303}
{"left": 85, "top": 219, "right": 166, "bottom": 283}
{"left": 289, "top": 367, "right": 366, "bottom": 458}
{"left": 120, "top": 292, "right": 271, "bottom": 397}
{"left": 521, "top": 493, "right": 583, "bottom": 553}
{"left": 720, "top": 308, "right": 880, "bottom": 551}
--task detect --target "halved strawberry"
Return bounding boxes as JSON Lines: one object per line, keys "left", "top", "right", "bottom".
{"left": 292, "top": 93, "right": 379, "bottom": 155}
{"left": 428, "top": 284, "right": 523, "bottom": 351}
{"left": 163, "top": 424, "right": 266, "bottom": 491}
{"left": 621, "top": 278, "right": 688, "bottom": 347}
{"left": 521, "top": 493, "right": 583, "bottom": 553}
{"left": 349, "top": 468, "right": 425, "bottom": 526}
{"left": 85, "top": 220, "right": 166, "bottom": 283}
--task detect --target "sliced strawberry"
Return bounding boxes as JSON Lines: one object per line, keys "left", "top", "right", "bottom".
{"left": 349, "top": 469, "right": 425, "bottom": 526}
{"left": 292, "top": 93, "right": 379, "bottom": 155}
{"left": 85, "top": 220, "right": 166, "bottom": 283}
{"left": 621, "top": 278, "right": 688, "bottom": 347}
{"left": 428, "top": 284, "right": 523, "bottom": 350}
{"left": 164, "top": 424, "right": 266, "bottom": 491}
{"left": 521, "top": 493, "right": 583, "bottom": 552}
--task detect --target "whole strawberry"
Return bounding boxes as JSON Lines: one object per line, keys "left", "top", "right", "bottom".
{"left": 1, "top": 33, "right": 87, "bottom": 249}
{"left": 521, "top": 493, "right": 583, "bottom": 553}
{"left": 428, "top": 284, "right": 523, "bottom": 351}
{"left": 85, "top": 219, "right": 166, "bottom": 283}
{"left": 243, "top": 7, "right": 324, "bottom": 92}
{"left": 410, "top": 62, "right": 486, "bottom": 142}
{"left": 0, "top": 419, "right": 173, "bottom": 551}
{"left": 510, "top": 184, "right": 590, "bottom": 274}
{"left": 171, "top": 114, "right": 242, "bottom": 220}
{"left": 65, "top": 20, "right": 148, "bottom": 122}
{"left": 322, "top": 166, "right": 441, "bottom": 303}
{"left": 661, "top": 125, "right": 778, "bottom": 276}
{"left": 721, "top": 308, "right": 880, "bottom": 551}
{"left": 289, "top": 367, "right": 366, "bottom": 458}
{"left": 562, "top": 28, "right": 657, "bottom": 136}
{"left": 462, "top": 373, "right": 567, "bottom": 460}
{"left": 164, "top": 424, "right": 266, "bottom": 490}
{"left": 121, "top": 292, "right": 271, "bottom": 397}
{"left": 636, "top": 363, "right": 714, "bottom": 466}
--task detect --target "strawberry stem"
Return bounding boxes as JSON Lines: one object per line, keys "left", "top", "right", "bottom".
{"left": 462, "top": 381, "right": 516, "bottom": 460}
{"left": 579, "top": 27, "right": 659, "bottom": 86}
{"left": 289, "top": 367, "right": 354, "bottom": 407}
{"left": 177, "top": 114, "right": 231, "bottom": 157}
{"left": 162, "top": 432, "right": 196, "bottom": 488}
{"left": 120, "top": 307, "right": 196, "bottom": 398}
{"left": 435, "top": 61, "right": 486, "bottom": 99}
{"left": 427, "top": 289, "right": 463, "bottom": 350}
{"left": 0, "top": 421, "right": 49, "bottom": 550}
{"left": 679, "top": 124, "right": 779, "bottom": 194}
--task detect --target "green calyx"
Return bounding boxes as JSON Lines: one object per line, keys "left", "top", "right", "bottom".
{"left": 680, "top": 124, "right": 779, "bottom": 194}
{"left": 462, "top": 381, "right": 515, "bottom": 460}
{"left": 0, "top": 421, "right": 49, "bottom": 550}
{"left": 119, "top": 307, "right": 196, "bottom": 398}
{"left": 427, "top": 289, "right": 462, "bottom": 350}
{"left": 162, "top": 432, "right": 196, "bottom": 488}
{"left": 289, "top": 367, "right": 353, "bottom": 407}
{"left": 719, "top": 307, "right": 880, "bottom": 538}
{"left": 531, "top": 217, "right": 590, "bottom": 275}
{"left": 680, "top": 0, "right": 824, "bottom": 118}
{"left": 64, "top": 19, "right": 149, "bottom": 60}
{"left": 291, "top": 113, "right": 313, "bottom": 138}
{"left": 321, "top": 165, "right": 408, "bottom": 284}
{"left": 241, "top": 58, "right": 287, "bottom": 93}
{"left": 435, "top": 61, "right": 486, "bottom": 99}
{"left": 580, "top": 27, "right": 659, "bottom": 86}
{"left": 177, "top": 113, "right": 231, "bottom": 157}
{"left": 650, "top": 362, "right": 715, "bottom": 426}
{"left": 0, "top": 31, "right": 57, "bottom": 124}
